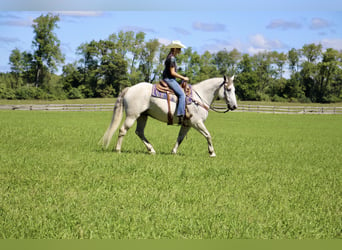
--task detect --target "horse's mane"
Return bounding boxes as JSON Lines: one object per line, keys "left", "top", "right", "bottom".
{"left": 192, "top": 77, "right": 222, "bottom": 91}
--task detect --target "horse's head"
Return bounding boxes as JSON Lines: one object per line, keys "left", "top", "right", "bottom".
{"left": 220, "top": 75, "right": 238, "bottom": 111}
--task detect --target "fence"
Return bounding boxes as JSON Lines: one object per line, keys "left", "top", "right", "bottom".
{"left": 229, "top": 104, "right": 342, "bottom": 114}
{"left": 0, "top": 104, "right": 115, "bottom": 112}
{"left": 1, "top": 103, "right": 342, "bottom": 114}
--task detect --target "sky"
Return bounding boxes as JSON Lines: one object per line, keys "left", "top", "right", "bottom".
{"left": 0, "top": 0, "right": 342, "bottom": 74}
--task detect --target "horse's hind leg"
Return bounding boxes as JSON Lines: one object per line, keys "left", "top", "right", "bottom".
{"left": 115, "top": 116, "right": 136, "bottom": 152}
{"left": 135, "top": 115, "right": 156, "bottom": 154}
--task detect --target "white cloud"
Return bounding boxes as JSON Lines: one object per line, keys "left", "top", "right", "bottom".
{"left": 310, "top": 18, "right": 332, "bottom": 30}
{"left": 196, "top": 34, "right": 286, "bottom": 55}
{"left": 54, "top": 11, "right": 104, "bottom": 17}
{"left": 171, "top": 27, "right": 191, "bottom": 36}
{"left": 120, "top": 25, "right": 156, "bottom": 33}
{"left": 247, "top": 46, "right": 268, "bottom": 55}
{"left": 0, "top": 17, "right": 34, "bottom": 27}
{"left": 0, "top": 36, "right": 20, "bottom": 44}
{"left": 192, "top": 21, "right": 226, "bottom": 32}
{"left": 158, "top": 38, "right": 171, "bottom": 46}
{"left": 266, "top": 19, "right": 302, "bottom": 30}
{"left": 249, "top": 33, "right": 284, "bottom": 51}
{"left": 320, "top": 38, "right": 342, "bottom": 50}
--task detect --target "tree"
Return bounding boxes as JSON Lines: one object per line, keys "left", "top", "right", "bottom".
{"left": 317, "top": 48, "right": 342, "bottom": 102}
{"left": 236, "top": 54, "right": 259, "bottom": 100}
{"left": 213, "top": 48, "right": 241, "bottom": 76}
{"left": 139, "top": 39, "right": 160, "bottom": 82}
{"left": 9, "top": 48, "right": 24, "bottom": 88}
{"left": 271, "top": 51, "right": 287, "bottom": 79}
{"left": 288, "top": 48, "right": 300, "bottom": 73}
{"left": 76, "top": 39, "right": 128, "bottom": 97}
{"left": 253, "top": 52, "right": 274, "bottom": 94}
{"left": 108, "top": 31, "right": 146, "bottom": 85}
{"left": 32, "top": 13, "right": 64, "bottom": 87}
{"left": 198, "top": 51, "right": 217, "bottom": 81}
{"left": 302, "top": 43, "right": 322, "bottom": 63}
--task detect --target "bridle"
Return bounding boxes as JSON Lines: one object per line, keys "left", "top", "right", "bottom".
{"left": 194, "top": 79, "right": 233, "bottom": 113}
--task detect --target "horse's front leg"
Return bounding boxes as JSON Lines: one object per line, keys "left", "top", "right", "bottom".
{"left": 193, "top": 121, "right": 216, "bottom": 157}
{"left": 172, "top": 125, "right": 191, "bottom": 155}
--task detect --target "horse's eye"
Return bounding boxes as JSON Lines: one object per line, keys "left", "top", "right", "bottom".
{"left": 227, "top": 88, "right": 232, "bottom": 92}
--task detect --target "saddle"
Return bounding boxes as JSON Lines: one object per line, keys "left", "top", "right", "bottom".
{"left": 157, "top": 80, "right": 192, "bottom": 96}
{"left": 154, "top": 80, "right": 192, "bottom": 125}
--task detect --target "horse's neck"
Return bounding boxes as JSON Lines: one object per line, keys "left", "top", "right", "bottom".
{"left": 193, "top": 78, "right": 222, "bottom": 105}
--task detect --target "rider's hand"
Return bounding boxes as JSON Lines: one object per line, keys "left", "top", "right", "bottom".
{"left": 183, "top": 77, "right": 189, "bottom": 82}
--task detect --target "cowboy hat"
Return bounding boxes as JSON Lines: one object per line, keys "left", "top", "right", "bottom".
{"left": 166, "top": 40, "right": 186, "bottom": 49}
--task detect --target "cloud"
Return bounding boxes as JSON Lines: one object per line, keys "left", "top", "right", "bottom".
{"left": 0, "top": 36, "right": 20, "bottom": 44}
{"left": 310, "top": 18, "right": 332, "bottom": 30}
{"left": 0, "top": 16, "right": 34, "bottom": 27}
{"left": 250, "top": 34, "right": 284, "bottom": 49}
{"left": 55, "top": 11, "right": 104, "bottom": 17}
{"left": 266, "top": 19, "right": 302, "bottom": 30}
{"left": 246, "top": 33, "right": 286, "bottom": 54}
{"left": 192, "top": 21, "right": 226, "bottom": 32}
{"left": 120, "top": 25, "right": 156, "bottom": 34}
{"left": 158, "top": 38, "right": 171, "bottom": 46}
{"left": 199, "top": 39, "right": 240, "bottom": 53}
{"left": 197, "top": 35, "right": 287, "bottom": 55}
{"left": 320, "top": 38, "right": 342, "bottom": 50}
{"left": 171, "top": 27, "right": 191, "bottom": 36}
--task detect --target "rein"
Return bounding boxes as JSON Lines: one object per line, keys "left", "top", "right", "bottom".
{"left": 194, "top": 80, "right": 230, "bottom": 113}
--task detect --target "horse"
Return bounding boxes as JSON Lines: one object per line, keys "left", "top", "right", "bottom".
{"left": 100, "top": 75, "right": 237, "bottom": 157}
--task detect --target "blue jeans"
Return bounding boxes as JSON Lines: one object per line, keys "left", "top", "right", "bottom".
{"left": 164, "top": 78, "right": 185, "bottom": 117}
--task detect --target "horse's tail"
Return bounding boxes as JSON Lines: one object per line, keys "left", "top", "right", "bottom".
{"left": 100, "top": 87, "right": 129, "bottom": 148}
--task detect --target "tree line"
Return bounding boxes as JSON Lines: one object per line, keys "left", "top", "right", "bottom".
{"left": 1, "top": 13, "right": 341, "bottom": 103}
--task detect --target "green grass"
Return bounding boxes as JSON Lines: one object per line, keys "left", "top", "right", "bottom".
{"left": 0, "top": 110, "right": 341, "bottom": 239}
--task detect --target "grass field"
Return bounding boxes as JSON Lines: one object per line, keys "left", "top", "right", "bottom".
{"left": 0, "top": 110, "right": 341, "bottom": 239}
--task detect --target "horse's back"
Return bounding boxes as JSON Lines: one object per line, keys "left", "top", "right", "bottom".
{"left": 123, "top": 82, "right": 152, "bottom": 115}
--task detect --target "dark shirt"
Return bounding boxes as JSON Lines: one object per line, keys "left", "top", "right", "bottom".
{"left": 162, "top": 53, "right": 177, "bottom": 79}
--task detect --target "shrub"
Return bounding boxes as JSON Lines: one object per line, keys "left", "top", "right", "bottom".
{"left": 15, "top": 86, "right": 38, "bottom": 99}
{"left": 271, "top": 95, "right": 288, "bottom": 102}
{"left": 0, "top": 86, "right": 16, "bottom": 99}
{"left": 68, "top": 87, "right": 84, "bottom": 99}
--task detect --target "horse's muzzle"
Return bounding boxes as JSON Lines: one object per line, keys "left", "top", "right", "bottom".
{"left": 228, "top": 104, "right": 238, "bottom": 110}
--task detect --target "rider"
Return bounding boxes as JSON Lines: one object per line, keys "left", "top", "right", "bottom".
{"left": 162, "top": 40, "right": 189, "bottom": 125}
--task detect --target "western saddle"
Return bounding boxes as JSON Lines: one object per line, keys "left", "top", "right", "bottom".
{"left": 156, "top": 80, "right": 192, "bottom": 125}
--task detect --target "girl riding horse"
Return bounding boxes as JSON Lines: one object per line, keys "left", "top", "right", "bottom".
{"left": 162, "top": 40, "right": 189, "bottom": 124}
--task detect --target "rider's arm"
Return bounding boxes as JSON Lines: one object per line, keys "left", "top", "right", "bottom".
{"left": 170, "top": 66, "right": 189, "bottom": 82}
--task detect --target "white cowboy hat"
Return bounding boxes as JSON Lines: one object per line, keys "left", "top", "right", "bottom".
{"left": 166, "top": 40, "right": 186, "bottom": 49}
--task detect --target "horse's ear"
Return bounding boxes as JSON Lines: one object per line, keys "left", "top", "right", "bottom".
{"left": 231, "top": 75, "right": 235, "bottom": 81}
{"left": 224, "top": 75, "right": 227, "bottom": 82}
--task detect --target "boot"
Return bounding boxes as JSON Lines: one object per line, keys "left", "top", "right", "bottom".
{"left": 178, "top": 116, "right": 184, "bottom": 125}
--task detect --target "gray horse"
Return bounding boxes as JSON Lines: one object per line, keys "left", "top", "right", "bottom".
{"left": 100, "top": 75, "right": 237, "bottom": 157}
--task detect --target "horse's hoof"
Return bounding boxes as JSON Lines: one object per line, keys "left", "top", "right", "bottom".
{"left": 209, "top": 153, "right": 216, "bottom": 157}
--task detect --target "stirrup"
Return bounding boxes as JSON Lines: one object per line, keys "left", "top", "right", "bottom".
{"left": 178, "top": 116, "right": 184, "bottom": 125}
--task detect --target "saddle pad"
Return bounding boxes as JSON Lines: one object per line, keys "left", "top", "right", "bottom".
{"left": 151, "top": 84, "right": 193, "bottom": 105}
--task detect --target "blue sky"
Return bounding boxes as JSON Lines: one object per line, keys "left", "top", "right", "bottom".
{"left": 0, "top": 0, "right": 341, "bottom": 73}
